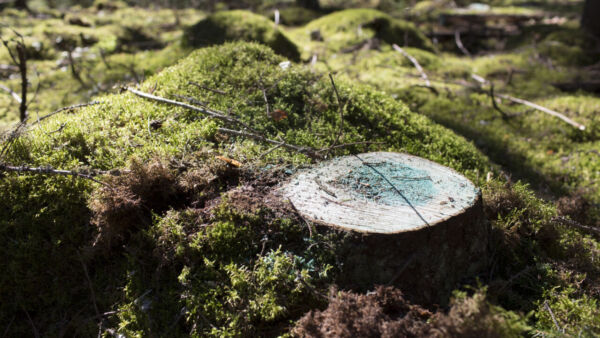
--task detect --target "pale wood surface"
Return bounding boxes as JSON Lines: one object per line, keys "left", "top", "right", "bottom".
{"left": 280, "top": 152, "right": 480, "bottom": 234}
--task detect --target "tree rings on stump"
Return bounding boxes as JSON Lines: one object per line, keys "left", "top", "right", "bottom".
{"left": 280, "top": 152, "right": 489, "bottom": 305}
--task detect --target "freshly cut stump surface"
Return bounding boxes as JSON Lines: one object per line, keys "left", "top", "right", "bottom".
{"left": 280, "top": 152, "right": 489, "bottom": 305}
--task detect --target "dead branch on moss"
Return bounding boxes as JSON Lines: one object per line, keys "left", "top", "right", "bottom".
{"left": 0, "top": 83, "right": 22, "bottom": 104}
{"left": 189, "top": 81, "right": 226, "bottom": 95}
{"left": 0, "top": 164, "right": 111, "bottom": 186}
{"left": 489, "top": 83, "right": 513, "bottom": 120}
{"left": 32, "top": 100, "right": 101, "bottom": 125}
{"left": 288, "top": 197, "right": 314, "bottom": 238}
{"left": 1, "top": 32, "right": 29, "bottom": 121}
{"left": 543, "top": 301, "right": 563, "bottom": 333}
{"left": 217, "top": 127, "right": 322, "bottom": 159}
{"left": 0, "top": 119, "right": 27, "bottom": 161}
{"left": 393, "top": 44, "right": 431, "bottom": 87}
{"left": 551, "top": 216, "right": 600, "bottom": 238}
{"left": 328, "top": 73, "right": 345, "bottom": 153}
{"left": 471, "top": 74, "right": 586, "bottom": 130}
{"left": 454, "top": 31, "right": 472, "bottom": 57}
{"left": 126, "top": 87, "right": 259, "bottom": 133}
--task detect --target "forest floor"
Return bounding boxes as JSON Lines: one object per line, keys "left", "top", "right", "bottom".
{"left": 1, "top": 0, "right": 599, "bottom": 336}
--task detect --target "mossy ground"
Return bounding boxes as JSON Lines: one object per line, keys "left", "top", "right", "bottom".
{"left": 0, "top": 5, "right": 204, "bottom": 127}
{"left": 1, "top": 1, "right": 600, "bottom": 336}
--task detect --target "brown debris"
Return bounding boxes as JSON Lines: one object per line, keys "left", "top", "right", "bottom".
{"left": 293, "top": 286, "right": 433, "bottom": 338}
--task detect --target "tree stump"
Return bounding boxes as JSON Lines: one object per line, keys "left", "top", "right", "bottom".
{"left": 280, "top": 152, "right": 489, "bottom": 305}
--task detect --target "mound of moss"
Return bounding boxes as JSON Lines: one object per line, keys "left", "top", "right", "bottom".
{"left": 183, "top": 10, "right": 301, "bottom": 61}
{"left": 0, "top": 42, "right": 490, "bottom": 336}
{"left": 296, "top": 8, "right": 434, "bottom": 53}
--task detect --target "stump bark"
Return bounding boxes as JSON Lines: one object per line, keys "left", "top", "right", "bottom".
{"left": 280, "top": 152, "right": 489, "bottom": 305}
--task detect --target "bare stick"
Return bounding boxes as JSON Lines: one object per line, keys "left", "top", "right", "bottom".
{"left": 188, "top": 81, "right": 226, "bottom": 95}
{"left": 497, "top": 93, "right": 585, "bottom": 130}
{"left": 0, "top": 119, "right": 27, "bottom": 160}
{"left": 258, "top": 143, "right": 284, "bottom": 159}
{"left": 489, "top": 83, "right": 512, "bottom": 119}
{"left": 0, "top": 83, "right": 22, "bottom": 103}
{"left": 22, "top": 307, "right": 39, "bottom": 338}
{"left": 217, "top": 127, "right": 321, "bottom": 159}
{"left": 0, "top": 164, "right": 109, "bottom": 186}
{"left": 77, "top": 251, "right": 101, "bottom": 325}
{"left": 1, "top": 34, "right": 28, "bottom": 121}
{"left": 288, "top": 197, "right": 313, "bottom": 237}
{"left": 67, "top": 48, "right": 87, "bottom": 88}
{"left": 317, "top": 141, "right": 384, "bottom": 153}
{"left": 32, "top": 101, "right": 101, "bottom": 125}
{"left": 454, "top": 31, "right": 472, "bottom": 57}
{"left": 126, "top": 87, "right": 258, "bottom": 133}
{"left": 471, "top": 74, "right": 585, "bottom": 130}
{"left": 543, "top": 301, "right": 563, "bottom": 333}
{"left": 552, "top": 216, "right": 600, "bottom": 237}
{"left": 328, "top": 73, "right": 344, "bottom": 150}
{"left": 258, "top": 78, "right": 271, "bottom": 117}
{"left": 393, "top": 44, "right": 431, "bottom": 87}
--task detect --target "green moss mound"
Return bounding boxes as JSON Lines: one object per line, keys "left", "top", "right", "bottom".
{"left": 276, "top": 6, "right": 321, "bottom": 26}
{"left": 0, "top": 42, "right": 489, "bottom": 335}
{"left": 301, "top": 8, "right": 434, "bottom": 52}
{"left": 183, "top": 10, "right": 301, "bottom": 61}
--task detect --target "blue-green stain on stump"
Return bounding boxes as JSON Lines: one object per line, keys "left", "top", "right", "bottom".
{"left": 336, "top": 162, "right": 436, "bottom": 206}
{"left": 281, "top": 152, "right": 480, "bottom": 233}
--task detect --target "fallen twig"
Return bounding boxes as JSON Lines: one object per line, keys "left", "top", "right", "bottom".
{"left": 0, "top": 83, "right": 22, "bottom": 104}
{"left": 316, "top": 141, "right": 384, "bottom": 153}
{"left": 127, "top": 87, "right": 258, "bottom": 133}
{"left": 544, "top": 300, "right": 563, "bottom": 333}
{"left": 288, "top": 197, "right": 314, "bottom": 237}
{"left": 551, "top": 216, "right": 600, "bottom": 237}
{"left": 0, "top": 164, "right": 110, "bottom": 186}
{"left": 189, "top": 81, "right": 226, "bottom": 95}
{"left": 454, "top": 30, "right": 472, "bottom": 57}
{"left": 32, "top": 101, "right": 101, "bottom": 125}
{"left": 328, "top": 73, "right": 345, "bottom": 152}
{"left": 489, "top": 83, "right": 513, "bottom": 119}
{"left": 393, "top": 44, "right": 431, "bottom": 87}
{"left": 217, "top": 127, "right": 321, "bottom": 159}
{"left": 497, "top": 93, "right": 586, "bottom": 130}
{"left": 76, "top": 251, "right": 102, "bottom": 333}
{"left": 471, "top": 74, "right": 585, "bottom": 130}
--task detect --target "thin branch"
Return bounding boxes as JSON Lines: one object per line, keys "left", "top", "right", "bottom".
{"left": 32, "top": 101, "right": 101, "bottom": 125}
{"left": 489, "top": 83, "right": 512, "bottom": 119}
{"left": 496, "top": 92, "right": 586, "bottom": 130}
{"left": 552, "top": 216, "right": 600, "bottom": 237}
{"left": 393, "top": 44, "right": 431, "bottom": 87}
{"left": 471, "top": 73, "right": 585, "bottom": 130}
{"left": 76, "top": 251, "right": 101, "bottom": 326}
{"left": 328, "top": 73, "right": 345, "bottom": 151}
{"left": 454, "top": 30, "right": 472, "bottom": 57}
{"left": 316, "top": 141, "right": 384, "bottom": 153}
{"left": 258, "top": 77, "right": 271, "bottom": 117}
{"left": 188, "top": 81, "right": 226, "bottom": 95}
{"left": 126, "top": 87, "right": 258, "bottom": 133}
{"left": 288, "top": 197, "right": 314, "bottom": 237}
{"left": 217, "top": 127, "right": 321, "bottom": 159}
{"left": 258, "top": 143, "right": 284, "bottom": 159}
{"left": 0, "top": 119, "right": 27, "bottom": 160}
{"left": 0, "top": 164, "right": 109, "bottom": 186}
{"left": 0, "top": 83, "right": 22, "bottom": 103}
{"left": 543, "top": 301, "right": 563, "bottom": 333}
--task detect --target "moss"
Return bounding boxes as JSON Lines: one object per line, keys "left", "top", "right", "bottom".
{"left": 268, "top": 6, "right": 321, "bottom": 26}
{"left": 293, "top": 8, "right": 434, "bottom": 54}
{"left": 0, "top": 41, "right": 491, "bottom": 335}
{"left": 183, "top": 10, "right": 301, "bottom": 61}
